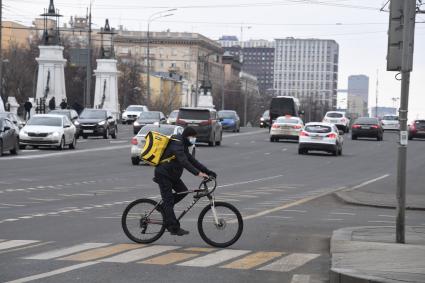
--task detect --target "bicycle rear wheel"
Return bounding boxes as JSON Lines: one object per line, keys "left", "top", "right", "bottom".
{"left": 121, "top": 198, "right": 165, "bottom": 244}
{"left": 198, "top": 201, "right": 243, "bottom": 248}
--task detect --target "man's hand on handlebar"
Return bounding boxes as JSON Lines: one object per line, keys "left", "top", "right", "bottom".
{"left": 198, "top": 172, "right": 209, "bottom": 179}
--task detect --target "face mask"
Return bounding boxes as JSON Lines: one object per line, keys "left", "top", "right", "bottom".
{"left": 188, "top": 137, "right": 197, "bottom": 145}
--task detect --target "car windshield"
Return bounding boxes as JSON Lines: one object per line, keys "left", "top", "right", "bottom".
{"left": 218, "top": 111, "right": 236, "bottom": 119}
{"left": 50, "top": 110, "right": 71, "bottom": 119}
{"left": 139, "top": 125, "right": 175, "bottom": 136}
{"left": 382, "top": 116, "right": 398, "bottom": 121}
{"left": 27, "top": 117, "right": 62, "bottom": 127}
{"left": 168, "top": 111, "right": 178, "bottom": 118}
{"left": 139, "top": 112, "right": 160, "bottom": 119}
{"left": 355, "top": 118, "right": 378, "bottom": 124}
{"left": 305, "top": 125, "right": 332, "bottom": 133}
{"left": 179, "top": 109, "right": 210, "bottom": 120}
{"left": 80, "top": 110, "right": 106, "bottom": 119}
{"left": 276, "top": 117, "right": 299, "bottom": 124}
{"left": 327, "top": 112, "right": 343, "bottom": 118}
{"left": 262, "top": 110, "right": 270, "bottom": 118}
{"left": 127, "top": 106, "right": 145, "bottom": 112}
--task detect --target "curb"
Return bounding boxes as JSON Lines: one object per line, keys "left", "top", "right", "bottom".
{"left": 334, "top": 191, "right": 425, "bottom": 211}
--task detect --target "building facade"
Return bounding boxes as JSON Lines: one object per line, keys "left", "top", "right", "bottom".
{"left": 2, "top": 21, "right": 32, "bottom": 49}
{"left": 273, "top": 38, "right": 339, "bottom": 109}
{"left": 222, "top": 52, "right": 242, "bottom": 84}
{"left": 347, "top": 94, "right": 366, "bottom": 120}
{"left": 348, "top": 75, "right": 369, "bottom": 116}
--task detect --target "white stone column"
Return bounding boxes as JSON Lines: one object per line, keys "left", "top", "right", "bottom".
{"left": 35, "top": 45, "right": 67, "bottom": 106}
{"left": 93, "top": 59, "right": 119, "bottom": 117}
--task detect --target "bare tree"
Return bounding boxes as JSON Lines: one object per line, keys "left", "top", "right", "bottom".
{"left": 117, "top": 56, "right": 146, "bottom": 111}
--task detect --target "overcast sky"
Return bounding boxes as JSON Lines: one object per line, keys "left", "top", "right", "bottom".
{"left": 4, "top": 0, "right": 425, "bottom": 119}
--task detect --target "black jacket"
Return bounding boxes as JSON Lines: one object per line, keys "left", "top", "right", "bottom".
{"left": 155, "top": 134, "right": 209, "bottom": 181}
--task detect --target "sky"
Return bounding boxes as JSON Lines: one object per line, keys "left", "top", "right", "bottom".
{"left": 4, "top": 0, "right": 425, "bottom": 119}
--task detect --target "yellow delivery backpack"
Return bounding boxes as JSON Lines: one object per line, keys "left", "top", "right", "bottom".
{"left": 140, "top": 131, "right": 176, "bottom": 166}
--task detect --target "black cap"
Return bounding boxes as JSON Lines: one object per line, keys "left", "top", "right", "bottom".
{"left": 182, "top": 127, "right": 197, "bottom": 137}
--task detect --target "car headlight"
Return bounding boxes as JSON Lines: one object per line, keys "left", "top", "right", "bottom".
{"left": 74, "top": 120, "right": 80, "bottom": 126}
{"left": 98, "top": 121, "right": 106, "bottom": 126}
{"left": 260, "top": 117, "right": 264, "bottom": 121}
{"left": 134, "top": 121, "right": 140, "bottom": 126}
{"left": 50, "top": 132, "right": 60, "bottom": 137}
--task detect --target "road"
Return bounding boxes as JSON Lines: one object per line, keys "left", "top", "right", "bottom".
{"left": 0, "top": 126, "right": 424, "bottom": 283}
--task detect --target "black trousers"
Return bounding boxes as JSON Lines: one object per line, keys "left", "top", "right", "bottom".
{"left": 155, "top": 175, "right": 189, "bottom": 230}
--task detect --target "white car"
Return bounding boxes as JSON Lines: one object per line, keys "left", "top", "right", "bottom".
{"left": 298, "top": 122, "right": 343, "bottom": 156}
{"left": 270, "top": 116, "right": 304, "bottom": 142}
{"left": 121, "top": 105, "right": 149, "bottom": 124}
{"left": 19, "top": 114, "right": 77, "bottom": 150}
{"left": 381, "top": 115, "right": 399, "bottom": 131}
{"left": 322, "top": 111, "right": 350, "bottom": 133}
{"left": 130, "top": 124, "right": 183, "bottom": 165}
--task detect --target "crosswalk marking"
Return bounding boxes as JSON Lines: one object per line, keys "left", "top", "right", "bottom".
{"left": 178, "top": 249, "right": 250, "bottom": 267}
{"left": 258, "top": 253, "right": 320, "bottom": 272}
{"left": 221, "top": 251, "right": 284, "bottom": 270}
{"left": 25, "top": 243, "right": 110, "bottom": 260}
{"left": 59, "top": 244, "right": 140, "bottom": 261}
{"left": 141, "top": 252, "right": 199, "bottom": 265}
{"left": 184, "top": 247, "right": 216, "bottom": 253}
{"left": 0, "top": 240, "right": 39, "bottom": 251}
{"left": 100, "top": 245, "right": 180, "bottom": 263}
{"left": 290, "top": 274, "right": 311, "bottom": 283}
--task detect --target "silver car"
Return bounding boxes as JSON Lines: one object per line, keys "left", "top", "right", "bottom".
{"left": 130, "top": 124, "right": 184, "bottom": 165}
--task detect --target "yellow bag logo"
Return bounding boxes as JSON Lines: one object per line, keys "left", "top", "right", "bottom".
{"left": 141, "top": 131, "right": 175, "bottom": 166}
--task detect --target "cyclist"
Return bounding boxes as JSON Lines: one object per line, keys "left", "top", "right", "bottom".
{"left": 154, "top": 127, "right": 217, "bottom": 236}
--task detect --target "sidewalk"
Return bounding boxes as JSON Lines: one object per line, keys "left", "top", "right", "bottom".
{"left": 330, "top": 226, "right": 425, "bottom": 283}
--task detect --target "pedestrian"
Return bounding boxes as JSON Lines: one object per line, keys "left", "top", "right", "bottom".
{"left": 48, "top": 97, "right": 56, "bottom": 111}
{"left": 60, "top": 99, "right": 67, "bottom": 109}
{"left": 5, "top": 102, "right": 10, "bottom": 112}
{"left": 72, "top": 102, "right": 83, "bottom": 115}
{"left": 154, "top": 127, "right": 217, "bottom": 236}
{"left": 24, "top": 99, "right": 33, "bottom": 120}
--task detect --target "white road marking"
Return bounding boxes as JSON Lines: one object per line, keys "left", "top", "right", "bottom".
{"left": 378, "top": 215, "right": 396, "bottom": 218}
{"left": 368, "top": 220, "right": 395, "bottom": 224}
{"left": 100, "top": 245, "right": 179, "bottom": 263}
{"left": 109, "top": 140, "right": 127, "bottom": 144}
{"left": 217, "top": 175, "right": 284, "bottom": 189}
{"left": 265, "top": 216, "right": 294, "bottom": 219}
{"left": 290, "top": 274, "right": 311, "bottom": 283}
{"left": 4, "top": 262, "right": 98, "bottom": 283}
{"left": 330, "top": 212, "right": 356, "bottom": 216}
{"left": 347, "top": 174, "right": 390, "bottom": 191}
{"left": 258, "top": 253, "right": 320, "bottom": 272}
{"left": 25, "top": 243, "right": 110, "bottom": 260}
{"left": 178, "top": 250, "right": 250, "bottom": 267}
{"left": 0, "top": 203, "right": 25, "bottom": 207}
{"left": 0, "top": 240, "right": 39, "bottom": 251}
{"left": 282, "top": 210, "right": 307, "bottom": 213}
{"left": 322, "top": 219, "right": 344, "bottom": 221}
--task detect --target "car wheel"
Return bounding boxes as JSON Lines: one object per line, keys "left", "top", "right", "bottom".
{"left": 408, "top": 135, "right": 413, "bottom": 140}
{"left": 57, "top": 136, "right": 65, "bottom": 150}
{"left": 82, "top": 134, "right": 88, "bottom": 139}
{"left": 351, "top": 135, "right": 357, "bottom": 140}
{"left": 216, "top": 132, "right": 222, "bottom": 146}
{"left": 0, "top": 140, "right": 3, "bottom": 156}
{"left": 338, "top": 146, "right": 343, "bottom": 156}
{"left": 10, "top": 139, "right": 19, "bottom": 155}
{"left": 121, "top": 121, "right": 126, "bottom": 125}
{"left": 69, "top": 137, "right": 77, "bottom": 149}
{"left": 345, "top": 127, "right": 350, "bottom": 133}
{"left": 333, "top": 149, "right": 338, "bottom": 156}
{"left": 131, "top": 157, "right": 140, "bottom": 165}
{"left": 208, "top": 134, "right": 215, "bottom": 147}
{"left": 270, "top": 137, "right": 274, "bottom": 142}
{"left": 19, "top": 144, "right": 26, "bottom": 150}
{"left": 111, "top": 127, "right": 117, "bottom": 139}
{"left": 103, "top": 128, "right": 109, "bottom": 139}
{"left": 298, "top": 148, "right": 304, "bottom": 155}
{"left": 237, "top": 128, "right": 240, "bottom": 133}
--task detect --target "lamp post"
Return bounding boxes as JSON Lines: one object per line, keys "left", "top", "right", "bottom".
{"left": 146, "top": 9, "right": 176, "bottom": 107}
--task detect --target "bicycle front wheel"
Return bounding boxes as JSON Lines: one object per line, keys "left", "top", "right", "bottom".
{"left": 121, "top": 198, "right": 165, "bottom": 244}
{"left": 198, "top": 201, "right": 243, "bottom": 248}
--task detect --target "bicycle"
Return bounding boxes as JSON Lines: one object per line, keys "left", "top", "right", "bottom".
{"left": 121, "top": 177, "right": 243, "bottom": 248}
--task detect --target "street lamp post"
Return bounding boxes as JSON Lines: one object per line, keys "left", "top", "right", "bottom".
{"left": 146, "top": 9, "right": 176, "bottom": 107}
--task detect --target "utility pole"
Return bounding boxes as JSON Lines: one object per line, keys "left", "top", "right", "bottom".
{"left": 375, "top": 69, "right": 379, "bottom": 118}
{"left": 244, "top": 77, "right": 248, "bottom": 127}
{"left": 85, "top": 3, "right": 92, "bottom": 108}
{"left": 0, "top": 0, "right": 3, "bottom": 103}
{"left": 387, "top": 0, "right": 416, "bottom": 244}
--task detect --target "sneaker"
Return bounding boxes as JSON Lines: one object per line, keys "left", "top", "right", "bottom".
{"left": 170, "top": 228, "right": 189, "bottom": 236}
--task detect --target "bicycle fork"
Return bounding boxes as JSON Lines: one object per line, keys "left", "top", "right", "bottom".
{"left": 208, "top": 194, "right": 220, "bottom": 226}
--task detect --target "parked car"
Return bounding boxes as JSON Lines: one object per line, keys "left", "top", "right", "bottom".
{"left": 133, "top": 111, "right": 166, "bottom": 134}
{"left": 381, "top": 115, "right": 400, "bottom": 131}
{"left": 121, "top": 105, "right": 149, "bottom": 124}
{"left": 408, "top": 119, "right": 425, "bottom": 140}
{"left": 351, "top": 117, "right": 384, "bottom": 141}
{"left": 260, "top": 110, "right": 270, "bottom": 128}
{"left": 49, "top": 109, "right": 81, "bottom": 137}
{"left": 270, "top": 116, "right": 304, "bottom": 142}
{"left": 78, "top": 109, "right": 117, "bottom": 139}
{"left": 176, "top": 107, "right": 223, "bottom": 147}
{"left": 218, "top": 110, "right": 240, "bottom": 132}
{"left": 167, "top": 110, "right": 179, "bottom": 125}
{"left": 0, "top": 117, "right": 19, "bottom": 156}
{"left": 0, "top": 112, "right": 25, "bottom": 130}
{"left": 322, "top": 111, "right": 350, "bottom": 133}
{"left": 130, "top": 124, "right": 184, "bottom": 165}
{"left": 19, "top": 114, "right": 77, "bottom": 150}
{"left": 298, "top": 122, "right": 343, "bottom": 156}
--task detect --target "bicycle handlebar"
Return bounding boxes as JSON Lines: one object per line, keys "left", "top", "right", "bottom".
{"left": 198, "top": 176, "right": 217, "bottom": 196}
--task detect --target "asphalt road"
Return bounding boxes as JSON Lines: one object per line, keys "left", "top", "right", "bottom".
{"left": 0, "top": 126, "right": 424, "bottom": 283}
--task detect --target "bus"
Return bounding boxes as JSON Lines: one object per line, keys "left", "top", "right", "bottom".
{"left": 269, "top": 96, "right": 302, "bottom": 126}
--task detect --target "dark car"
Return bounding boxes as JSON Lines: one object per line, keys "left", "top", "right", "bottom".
{"left": 0, "top": 112, "right": 25, "bottom": 130}
{"left": 176, "top": 107, "right": 223, "bottom": 147}
{"left": 408, "top": 120, "right": 425, "bottom": 140}
{"left": 218, "top": 110, "right": 240, "bottom": 132}
{"left": 0, "top": 117, "right": 19, "bottom": 156}
{"left": 133, "top": 111, "right": 166, "bottom": 134}
{"left": 351, "top": 117, "right": 383, "bottom": 141}
{"left": 78, "top": 109, "right": 117, "bottom": 139}
{"left": 260, "top": 110, "right": 270, "bottom": 128}
{"left": 49, "top": 109, "right": 81, "bottom": 137}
